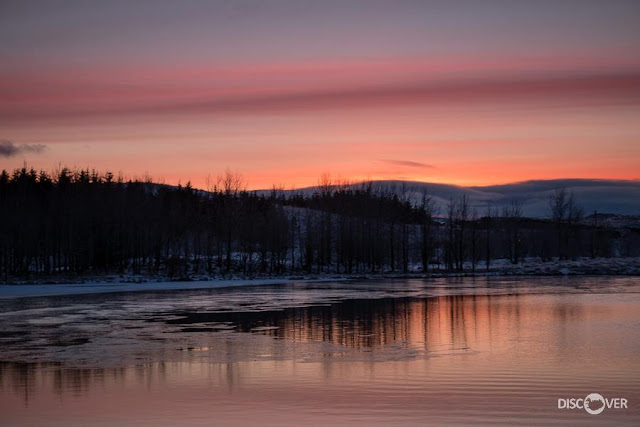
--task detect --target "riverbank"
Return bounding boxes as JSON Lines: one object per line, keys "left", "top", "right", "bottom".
{"left": 1, "top": 257, "right": 639, "bottom": 299}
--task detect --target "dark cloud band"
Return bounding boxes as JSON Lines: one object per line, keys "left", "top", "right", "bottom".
{"left": 381, "top": 159, "right": 433, "bottom": 169}
{"left": 0, "top": 140, "right": 47, "bottom": 157}
{"left": 1, "top": 69, "right": 639, "bottom": 123}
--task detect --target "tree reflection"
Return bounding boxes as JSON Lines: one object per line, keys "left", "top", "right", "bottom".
{"left": 0, "top": 293, "right": 592, "bottom": 404}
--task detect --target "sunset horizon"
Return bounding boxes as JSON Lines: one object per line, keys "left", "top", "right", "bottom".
{"left": 2, "top": 1, "right": 639, "bottom": 189}
{"left": 3, "top": 157, "right": 640, "bottom": 191}
{"left": 2, "top": 2, "right": 640, "bottom": 426}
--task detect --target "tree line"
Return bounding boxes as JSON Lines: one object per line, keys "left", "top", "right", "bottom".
{"left": 1, "top": 167, "right": 638, "bottom": 280}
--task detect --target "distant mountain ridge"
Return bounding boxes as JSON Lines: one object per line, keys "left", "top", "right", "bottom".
{"left": 266, "top": 179, "right": 640, "bottom": 218}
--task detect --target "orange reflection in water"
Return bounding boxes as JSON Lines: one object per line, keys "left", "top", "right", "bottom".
{"left": 1, "top": 293, "right": 639, "bottom": 426}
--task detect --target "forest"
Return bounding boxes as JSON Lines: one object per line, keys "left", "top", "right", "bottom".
{"left": 1, "top": 166, "right": 639, "bottom": 280}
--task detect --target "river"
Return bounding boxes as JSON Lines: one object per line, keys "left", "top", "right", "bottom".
{"left": 1, "top": 277, "right": 639, "bottom": 425}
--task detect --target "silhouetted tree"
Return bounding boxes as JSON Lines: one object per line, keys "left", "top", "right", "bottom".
{"left": 0, "top": 167, "right": 634, "bottom": 281}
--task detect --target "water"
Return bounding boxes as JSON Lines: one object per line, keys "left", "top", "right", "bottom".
{"left": 1, "top": 277, "right": 639, "bottom": 426}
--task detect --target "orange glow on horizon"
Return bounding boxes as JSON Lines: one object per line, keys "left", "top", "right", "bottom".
{"left": 2, "top": 4, "right": 639, "bottom": 190}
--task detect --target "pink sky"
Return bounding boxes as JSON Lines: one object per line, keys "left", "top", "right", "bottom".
{"left": 1, "top": 1, "right": 639, "bottom": 189}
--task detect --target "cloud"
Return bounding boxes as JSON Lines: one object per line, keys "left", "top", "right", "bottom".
{"left": 381, "top": 159, "right": 434, "bottom": 169}
{"left": 2, "top": 68, "right": 639, "bottom": 122}
{"left": 0, "top": 140, "right": 47, "bottom": 157}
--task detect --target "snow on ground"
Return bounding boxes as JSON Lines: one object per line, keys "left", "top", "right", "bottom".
{"left": 1, "top": 257, "right": 638, "bottom": 299}
{"left": 483, "top": 256, "right": 640, "bottom": 276}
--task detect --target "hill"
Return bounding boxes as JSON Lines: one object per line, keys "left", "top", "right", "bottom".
{"left": 269, "top": 179, "right": 640, "bottom": 218}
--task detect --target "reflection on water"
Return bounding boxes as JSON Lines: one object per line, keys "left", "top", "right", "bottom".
{"left": 167, "top": 294, "right": 584, "bottom": 351}
{"left": 1, "top": 278, "right": 640, "bottom": 426}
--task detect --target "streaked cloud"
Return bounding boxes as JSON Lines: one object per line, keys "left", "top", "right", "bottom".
{"left": 2, "top": 68, "right": 639, "bottom": 123}
{"left": 381, "top": 159, "right": 434, "bottom": 169}
{"left": 1, "top": 1, "right": 639, "bottom": 188}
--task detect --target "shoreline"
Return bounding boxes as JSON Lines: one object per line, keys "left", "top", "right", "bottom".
{"left": 1, "top": 257, "right": 639, "bottom": 299}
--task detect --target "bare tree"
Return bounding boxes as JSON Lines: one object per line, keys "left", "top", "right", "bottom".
{"left": 548, "top": 188, "right": 583, "bottom": 259}
{"left": 218, "top": 169, "right": 246, "bottom": 195}
{"left": 420, "top": 191, "right": 436, "bottom": 272}
{"left": 503, "top": 200, "right": 523, "bottom": 264}
{"left": 485, "top": 203, "right": 494, "bottom": 271}
{"left": 456, "top": 195, "right": 470, "bottom": 271}
{"left": 470, "top": 208, "right": 480, "bottom": 272}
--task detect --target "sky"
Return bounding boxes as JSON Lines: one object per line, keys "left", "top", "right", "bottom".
{"left": 1, "top": 0, "right": 639, "bottom": 189}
